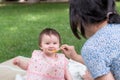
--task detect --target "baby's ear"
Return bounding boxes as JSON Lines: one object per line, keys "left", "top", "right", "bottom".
{"left": 39, "top": 47, "right": 43, "bottom": 51}
{"left": 39, "top": 46, "right": 43, "bottom": 50}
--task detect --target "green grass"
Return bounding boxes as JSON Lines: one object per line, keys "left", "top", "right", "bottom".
{"left": 116, "top": 2, "right": 120, "bottom": 12}
{"left": 0, "top": 3, "right": 86, "bottom": 62}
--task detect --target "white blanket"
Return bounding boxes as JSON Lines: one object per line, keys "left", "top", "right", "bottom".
{"left": 68, "top": 59, "right": 87, "bottom": 80}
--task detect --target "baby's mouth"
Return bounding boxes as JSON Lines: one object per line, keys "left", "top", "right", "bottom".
{"left": 48, "top": 49, "right": 60, "bottom": 53}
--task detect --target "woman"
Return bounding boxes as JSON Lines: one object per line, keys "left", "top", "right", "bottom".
{"left": 61, "top": 0, "right": 120, "bottom": 80}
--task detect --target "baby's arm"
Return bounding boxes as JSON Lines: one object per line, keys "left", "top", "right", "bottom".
{"left": 13, "top": 57, "right": 30, "bottom": 70}
{"left": 65, "top": 68, "right": 72, "bottom": 80}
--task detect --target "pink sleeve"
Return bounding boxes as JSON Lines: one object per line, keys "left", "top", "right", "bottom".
{"left": 31, "top": 50, "right": 38, "bottom": 57}
{"left": 62, "top": 54, "right": 69, "bottom": 76}
{"left": 28, "top": 50, "right": 41, "bottom": 66}
{"left": 61, "top": 54, "right": 69, "bottom": 70}
{"left": 62, "top": 54, "right": 69, "bottom": 65}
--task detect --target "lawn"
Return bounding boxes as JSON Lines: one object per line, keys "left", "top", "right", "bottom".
{"left": 0, "top": 3, "right": 86, "bottom": 62}
{"left": 0, "top": 2, "right": 120, "bottom": 63}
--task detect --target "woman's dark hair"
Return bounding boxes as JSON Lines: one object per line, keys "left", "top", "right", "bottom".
{"left": 69, "top": 0, "right": 120, "bottom": 39}
{"left": 39, "top": 28, "right": 61, "bottom": 46}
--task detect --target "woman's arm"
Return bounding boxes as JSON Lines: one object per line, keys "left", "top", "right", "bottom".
{"left": 73, "top": 54, "right": 84, "bottom": 64}
{"left": 95, "top": 72, "right": 115, "bottom": 80}
{"left": 61, "top": 44, "right": 84, "bottom": 64}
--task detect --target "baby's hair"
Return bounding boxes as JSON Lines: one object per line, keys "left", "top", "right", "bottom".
{"left": 38, "top": 28, "right": 61, "bottom": 46}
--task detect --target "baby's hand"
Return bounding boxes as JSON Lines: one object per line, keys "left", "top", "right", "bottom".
{"left": 13, "top": 58, "right": 20, "bottom": 66}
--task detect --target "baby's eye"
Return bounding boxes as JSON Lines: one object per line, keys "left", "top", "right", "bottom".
{"left": 46, "top": 43, "right": 50, "bottom": 45}
{"left": 53, "top": 43, "right": 57, "bottom": 44}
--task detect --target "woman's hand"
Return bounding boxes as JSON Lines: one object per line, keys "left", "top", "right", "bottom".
{"left": 60, "top": 44, "right": 84, "bottom": 64}
{"left": 60, "top": 44, "right": 78, "bottom": 60}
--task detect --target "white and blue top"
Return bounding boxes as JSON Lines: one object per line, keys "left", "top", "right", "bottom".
{"left": 81, "top": 24, "right": 120, "bottom": 80}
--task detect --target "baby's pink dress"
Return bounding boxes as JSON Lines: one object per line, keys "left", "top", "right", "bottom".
{"left": 26, "top": 50, "right": 68, "bottom": 80}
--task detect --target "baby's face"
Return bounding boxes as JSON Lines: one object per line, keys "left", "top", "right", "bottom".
{"left": 40, "top": 34, "right": 60, "bottom": 54}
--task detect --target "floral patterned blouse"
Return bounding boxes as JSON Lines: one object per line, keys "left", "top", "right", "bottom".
{"left": 82, "top": 24, "right": 120, "bottom": 80}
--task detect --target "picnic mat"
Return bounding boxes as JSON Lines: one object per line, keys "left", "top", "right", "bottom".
{"left": 0, "top": 56, "right": 28, "bottom": 80}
